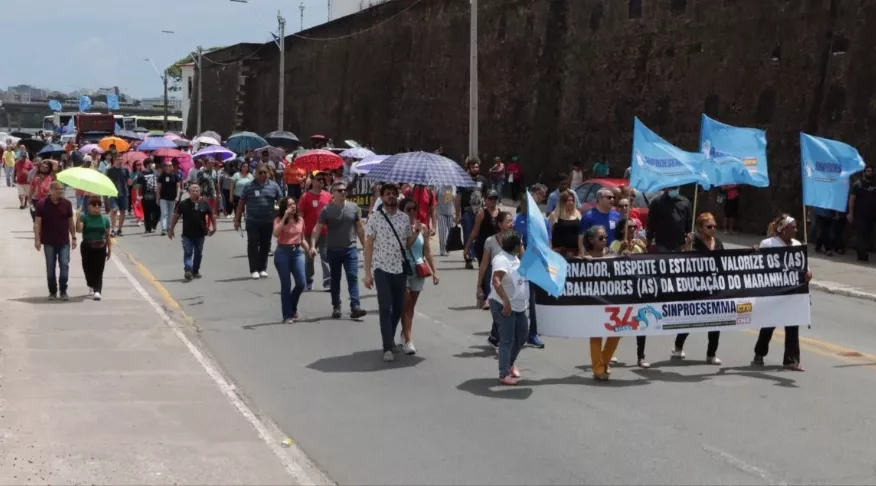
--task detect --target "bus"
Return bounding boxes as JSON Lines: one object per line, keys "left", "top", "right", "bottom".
{"left": 123, "top": 115, "right": 183, "bottom": 133}
{"left": 43, "top": 113, "right": 125, "bottom": 133}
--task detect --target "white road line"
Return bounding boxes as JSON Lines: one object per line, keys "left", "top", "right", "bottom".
{"left": 110, "top": 254, "right": 334, "bottom": 486}
{"left": 702, "top": 444, "right": 787, "bottom": 486}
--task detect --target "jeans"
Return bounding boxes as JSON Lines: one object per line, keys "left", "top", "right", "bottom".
{"left": 374, "top": 268, "right": 407, "bottom": 352}
{"left": 143, "top": 199, "right": 160, "bottom": 232}
{"left": 755, "top": 326, "right": 801, "bottom": 365}
{"left": 44, "top": 244, "right": 70, "bottom": 295}
{"left": 328, "top": 247, "right": 360, "bottom": 309}
{"left": 305, "top": 233, "right": 330, "bottom": 288}
{"left": 674, "top": 332, "right": 720, "bottom": 357}
{"left": 274, "top": 245, "right": 306, "bottom": 320}
{"left": 246, "top": 220, "right": 273, "bottom": 273}
{"left": 854, "top": 216, "right": 875, "bottom": 261}
{"left": 490, "top": 300, "right": 527, "bottom": 378}
{"left": 4, "top": 166, "right": 13, "bottom": 187}
{"left": 159, "top": 199, "right": 176, "bottom": 232}
{"left": 81, "top": 243, "right": 107, "bottom": 293}
{"left": 462, "top": 209, "right": 476, "bottom": 262}
{"left": 493, "top": 181, "right": 505, "bottom": 200}
{"left": 182, "top": 236, "right": 205, "bottom": 273}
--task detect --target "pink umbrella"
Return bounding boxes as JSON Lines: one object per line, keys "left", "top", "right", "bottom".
{"left": 164, "top": 133, "right": 182, "bottom": 141}
{"left": 79, "top": 144, "right": 104, "bottom": 154}
{"left": 121, "top": 151, "right": 149, "bottom": 169}
{"left": 152, "top": 148, "right": 188, "bottom": 159}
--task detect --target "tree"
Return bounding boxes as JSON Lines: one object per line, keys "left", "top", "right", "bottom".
{"left": 166, "top": 47, "right": 223, "bottom": 93}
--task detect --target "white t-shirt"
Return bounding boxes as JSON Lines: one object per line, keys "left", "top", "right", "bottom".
{"left": 489, "top": 251, "right": 529, "bottom": 312}
{"left": 759, "top": 236, "right": 802, "bottom": 248}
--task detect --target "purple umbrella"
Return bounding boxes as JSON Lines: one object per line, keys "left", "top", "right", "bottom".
{"left": 137, "top": 137, "right": 177, "bottom": 151}
{"left": 193, "top": 145, "right": 236, "bottom": 161}
{"left": 79, "top": 144, "right": 104, "bottom": 154}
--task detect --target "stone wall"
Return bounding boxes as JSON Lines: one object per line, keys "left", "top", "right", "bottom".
{"left": 197, "top": 0, "right": 876, "bottom": 231}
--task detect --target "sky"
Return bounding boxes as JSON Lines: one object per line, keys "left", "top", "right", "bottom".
{"left": 2, "top": 0, "right": 345, "bottom": 99}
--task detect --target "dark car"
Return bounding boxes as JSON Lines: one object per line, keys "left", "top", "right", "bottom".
{"left": 574, "top": 178, "right": 653, "bottom": 227}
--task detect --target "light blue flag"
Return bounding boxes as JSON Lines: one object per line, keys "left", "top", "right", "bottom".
{"left": 48, "top": 100, "right": 62, "bottom": 112}
{"left": 700, "top": 114, "right": 769, "bottom": 187}
{"left": 800, "top": 133, "right": 865, "bottom": 212}
{"left": 114, "top": 121, "right": 123, "bottom": 135}
{"left": 78, "top": 95, "right": 91, "bottom": 112}
{"left": 630, "top": 117, "right": 711, "bottom": 192}
{"left": 61, "top": 116, "right": 75, "bottom": 134}
{"left": 519, "top": 191, "right": 568, "bottom": 297}
{"left": 106, "top": 94, "right": 120, "bottom": 110}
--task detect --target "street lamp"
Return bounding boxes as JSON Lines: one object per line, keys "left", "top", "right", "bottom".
{"left": 143, "top": 58, "right": 170, "bottom": 130}
{"left": 299, "top": 2, "right": 305, "bottom": 31}
{"left": 469, "top": 0, "right": 478, "bottom": 158}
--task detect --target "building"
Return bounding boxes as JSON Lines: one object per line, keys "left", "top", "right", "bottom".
{"left": 140, "top": 96, "right": 183, "bottom": 111}
{"left": 179, "top": 62, "right": 196, "bottom": 134}
{"left": 329, "top": 0, "right": 393, "bottom": 21}
{"left": 96, "top": 87, "right": 120, "bottom": 97}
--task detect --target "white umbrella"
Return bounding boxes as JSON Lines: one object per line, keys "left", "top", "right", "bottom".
{"left": 352, "top": 154, "right": 389, "bottom": 175}
{"left": 192, "top": 136, "right": 220, "bottom": 151}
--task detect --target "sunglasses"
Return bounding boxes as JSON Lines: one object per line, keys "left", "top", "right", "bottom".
{"left": 704, "top": 224, "right": 717, "bottom": 229}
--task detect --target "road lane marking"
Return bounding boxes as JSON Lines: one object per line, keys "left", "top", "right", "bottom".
{"left": 110, "top": 252, "right": 334, "bottom": 485}
{"left": 702, "top": 444, "right": 787, "bottom": 485}
{"left": 742, "top": 328, "right": 876, "bottom": 366}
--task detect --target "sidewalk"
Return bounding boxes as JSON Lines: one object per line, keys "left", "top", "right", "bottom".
{"left": 0, "top": 189, "right": 305, "bottom": 484}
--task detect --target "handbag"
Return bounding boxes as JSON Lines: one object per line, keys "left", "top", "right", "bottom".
{"left": 379, "top": 208, "right": 414, "bottom": 276}
{"left": 415, "top": 261, "right": 432, "bottom": 278}
{"left": 446, "top": 225, "right": 464, "bottom": 252}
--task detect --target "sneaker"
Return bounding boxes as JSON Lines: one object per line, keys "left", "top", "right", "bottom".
{"left": 110, "top": 230, "right": 117, "bottom": 237}
{"left": 350, "top": 307, "right": 367, "bottom": 319}
{"left": 161, "top": 230, "right": 166, "bottom": 236}
{"left": 305, "top": 283, "right": 313, "bottom": 291}
{"left": 464, "top": 260, "right": 474, "bottom": 270}
{"left": 593, "top": 374, "right": 610, "bottom": 382}
{"left": 259, "top": 271, "right": 269, "bottom": 278}
{"left": 88, "top": 288, "right": 95, "bottom": 297}
{"left": 752, "top": 355, "right": 765, "bottom": 366}
{"left": 116, "top": 230, "right": 123, "bottom": 237}
{"left": 331, "top": 307, "right": 342, "bottom": 319}
{"left": 59, "top": 293, "right": 69, "bottom": 301}
{"left": 383, "top": 351, "right": 395, "bottom": 362}
{"left": 48, "top": 294, "right": 58, "bottom": 301}
{"left": 184, "top": 270, "right": 193, "bottom": 281}
{"left": 610, "top": 356, "right": 618, "bottom": 364}
{"left": 403, "top": 342, "right": 417, "bottom": 355}
{"left": 487, "top": 335, "right": 499, "bottom": 349}
{"left": 707, "top": 355, "right": 722, "bottom": 365}
{"left": 498, "top": 376, "right": 519, "bottom": 386}
{"left": 251, "top": 272, "right": 260, "bottom": 280}
{"left": 93, "top": 292, "right": 102, "bottom": 301}
{"left": 670, "top": 348, "right": 686, "bottom": 359}
{"left": 527, "top": 334, "right": 545, "bottom": 348}
{"left": 284, "top": 317, "right": 295, "bottom": 324}
{"left": 193, "top": 272, "right": 202, "bottom": 279}
{"left": 637, "top": 359, "right": 651, "bottom": 369}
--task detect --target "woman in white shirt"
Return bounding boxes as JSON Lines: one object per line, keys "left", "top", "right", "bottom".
{"left": 490, "top": 231, "right": 529, "bottom": 386}
{"left": 753, "top": 214, "right": 812, "bottom": 371}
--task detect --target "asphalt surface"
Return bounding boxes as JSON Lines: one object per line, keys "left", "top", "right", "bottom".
{"left": 111, "top": 213, "right": 876, "bottom": 486}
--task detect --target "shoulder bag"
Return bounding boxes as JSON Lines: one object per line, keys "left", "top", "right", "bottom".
{"left": 379, "top": 208, "right": 414, "bottom": 276}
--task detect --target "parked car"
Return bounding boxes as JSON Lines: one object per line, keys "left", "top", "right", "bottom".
{"left": 573, "top": 178, "right": 654, "bottom": 227}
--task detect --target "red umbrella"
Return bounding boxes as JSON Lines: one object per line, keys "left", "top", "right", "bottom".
{"left": 152, "top": 148, "right": 188, "bottom": 159}
{"left": 294, "top": 149, "right": 344, "bottom": 172}
{"left": 121, "top": 151, "right": 149, "bottom": 169}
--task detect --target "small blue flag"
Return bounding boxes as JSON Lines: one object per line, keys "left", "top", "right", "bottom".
{"left": 78, "top": 95, "right": 92, "bottom": 112}
{"left": 61, "top": 116, "right": 75, "bottom": 134}
{"left": 800, "top": 133, "right": 866, "bottom": 212}
{"left": 700, "top": 114, "right": 769, "bottom": 187}
{"left": 114, "top": 121, "right": 123, "bottom": 135}
{"left": 106, "top": 94, "right": 120, "bottom": 111}
{"left": 518, "top": 191, "right": 568, "bottom": 297}
{"left": 48, "top": 100, "right": 62, "bottom": 112}
{"left": 630, "top": 117, "right": 711, "bottom": 193}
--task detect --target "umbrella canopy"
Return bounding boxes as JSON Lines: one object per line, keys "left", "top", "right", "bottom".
{"left": 227, "top": 131, "right": 269, "bottom": 154}
{"left": 163, "top": 133, "right": 182, "bottom": 141}
{"left": 193, "top": 145, "right": 236, "bottom": 161}
{"left": 57, "top": 167, "right": 118, "bottom": 197}
{"left": 137, "top": 137, "right": 177, "bottom": 151}
{"left": 20, "top": 138, "right": 46, "bottom": 155}
{"left": 115, "top": 130, "right": 141, "bottom": 141}
{"left": 340, "top": 147, "right": 376, "bottom": 160}
{"left": 284, "top": 146, "right": 307, "bottom": 162}
{"left": 352, "top": 154, "right": 389, "bottom": 175}
{"left": 173, "top": 139, "right": 192, "bottom": 148}
{"left": 264, "top": 130, "right": 300, "bottom": 149}
{"left": 192, "top": 135, "right": 220, "bottom": 151}
{"left": 121, "top": 151, "right": 149, "bottom": 169}
{"left": 132, "top": 127, "right": 149, "bottom": 133}
{"left": 79, "top": 144, "right": 104, "bottom": 155}
{"left": 254, "top": 145, "right": 286, "bottom": 163}
{"left": 152, "top": 148, "right": 188, "bottom": 159}
{"left": 37, "top": 144, "right": 66, "bottom": 157}
{"left": 98, "top": 136, "right": 130, "bottom": 152}
{"left": 10, "top": 131, "right": 33, "bottom": 139}
{"left": 197, "top": 130, "right": 221, "bottom": 142}
{"left": 293, "top": 149, "right": 344, "bottom": 172}
{"left": 366, "top": 152, "right": 476, "bottom": 187}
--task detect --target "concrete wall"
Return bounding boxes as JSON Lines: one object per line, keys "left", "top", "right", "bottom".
{"left": 197, "top": 0, "right": 876, "bottom": 231}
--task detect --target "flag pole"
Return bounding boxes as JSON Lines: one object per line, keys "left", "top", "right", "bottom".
{"left": 691, "top": 185, "right": 699, "bottom": 231}
{"left": 802, "top": 201, "right": 808, "bottom": 245}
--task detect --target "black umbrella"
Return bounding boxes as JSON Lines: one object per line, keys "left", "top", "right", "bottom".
{"left": 265, "top": 130, "right": 300, "bottom": 149}
{"left": 10, "top": 131, "right": 33, "bottom": 139}
{"left": 174, "top": 139, "right": 192, "bottom": 148}
{"left": 20, "top": 138, "right": 47, "bottom": 155}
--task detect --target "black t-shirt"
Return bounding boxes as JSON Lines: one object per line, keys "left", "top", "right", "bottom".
{"left": 105, "top": 166, "right": 130, "bottom": 197}
{"left": 137, "top": 171, "right": 158, "bottom": 200}
{"left": 175, "top": 197, "right": 211, "bottom": 238}
{"left": 458, "top": 175, "right": 490, "bottom": 209}
{"left": 852, "top": 179, "right": 876, "bottom": 217}
{"left": 693, "top": 235, "right": 724, "bottom": 252}
{"left": 158, "top": 173, "right": 180, "bottom": 201}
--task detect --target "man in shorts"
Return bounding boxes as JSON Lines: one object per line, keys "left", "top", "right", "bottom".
{"left": 14, "top": 152, "right": 34, "bottom": 209}
{"left": 105, "top": 154, "right": 131, "bottom": 236}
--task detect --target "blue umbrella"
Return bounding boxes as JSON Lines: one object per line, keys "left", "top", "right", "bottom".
{"left": 37, "top": 143, "right": 65, "bottom": 156}
{"left": 227, "top": 131, "right": 269, "bottom": 155}
{"left": 366, "top": 152, "right": 476, "bottom": 187}
{"left": 193, "top": 145, "right": 236, "bottom": 161}
{"left": 340, "top": 147, "right": 376, "bottom": 160}
{"left": 137, "top": 137, "right": 177, "bottom": 151}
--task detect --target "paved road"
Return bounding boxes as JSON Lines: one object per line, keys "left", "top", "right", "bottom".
{"left": 111, "top": 214, "right": 876, "bottom": 485}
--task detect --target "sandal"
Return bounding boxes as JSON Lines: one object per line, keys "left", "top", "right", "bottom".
{"left": 593, "top": 374, "right": 610, "bottom": 382}
{"left": 509, "top": 366, "right": 521, "bottom": 378}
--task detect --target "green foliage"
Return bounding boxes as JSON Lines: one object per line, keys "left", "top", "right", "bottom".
{"left": 165, "top": 47, "right": 223, "bottom": 92}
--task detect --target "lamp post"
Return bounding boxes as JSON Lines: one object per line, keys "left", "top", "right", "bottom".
{"left": 468, "top": 0, "right": 478, "bottom": 158}
{"left": 144, "top": 58, "right": 169, "bottom": 131}
{"left": 299, "top": 2, "right": 305, "bottom": 31}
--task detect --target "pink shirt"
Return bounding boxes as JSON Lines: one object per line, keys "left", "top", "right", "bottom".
{"left": 274, "top": 216, "right": 304, "bottom": 245}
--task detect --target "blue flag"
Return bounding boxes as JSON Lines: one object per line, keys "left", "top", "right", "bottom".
{"left": 106, "top": 94, "right": 120, "bottom": 110}
{"left": 48, "top": 100, "right": 62, "bottom": 112}
{"left": 61, "top": 116, "right": 75, "bottom": 134}
{"left": 800, "top": 133, "right": 865, "bottom": 212}
{"left": 114, "top": 121, "right": 123, "bottom": 135}
{"left": 630, "top": 117, "right": 711, "bottom": 192}
{"left": 518, "top": 191, "right": 568, "bottom": 297}
{"left": 700, "top": 114, "right": 769, "bottom": 187}
{"left": 78, "top": 95, "right": 92, "bottom": 112}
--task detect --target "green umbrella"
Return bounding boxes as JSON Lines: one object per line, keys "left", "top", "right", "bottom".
{"left": 57, "top": 167, "right": 118, "bottom": 197}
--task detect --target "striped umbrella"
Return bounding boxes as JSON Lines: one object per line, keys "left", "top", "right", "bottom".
{"left": 365, "top": 152, "right": 476, "bottom": 187}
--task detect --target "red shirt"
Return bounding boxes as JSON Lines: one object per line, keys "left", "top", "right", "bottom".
{"left": 403, "top": 186, "right": 435, "bottom": 228}
{"left": 300, "top": 190, "right": 331, "bottom": 235}
{"left": 31, "top": 174, "right": 54, "bottom": 200}
{"left": 14, "top": 160, "right": 33, "bottom": 185}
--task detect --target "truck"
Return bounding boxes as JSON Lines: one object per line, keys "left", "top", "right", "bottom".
{"left": 75, "top": 113, "right": 116, "bottom": 145}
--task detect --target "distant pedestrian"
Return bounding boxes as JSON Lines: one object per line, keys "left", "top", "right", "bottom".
{"left": 489, "top": 157, "right": 506, "bottom": 199}
{"left": 300, "top": 173, "right": 332, "bottom": 290}
{"left": 168, "top": 184, "right": 216, "bottom": 281}
{"left": 105, "top": 154, "right": 131, "bottom": 236}
{"left": 136, "top": 161, "right": 160, "bottom": 233}
{"left": 436, "top": 184, "right": 456, "bottom": 256}
{"left": 29, "top": 160, "right": 55, "bottom": 221}
{"left": 848, "top": 166, "right": 876, "bottom": 262}
{"left": 34, "top": 181, "right": 76, "bottom": 301}
{"left": 77, "top": 196, "right": 111, "bottom": 301}
{"left": 455, "top": 157, "right": 490, "bottom": 269}
{"left": 273, "top": 197, "right": 316, "bottom": 323}
{"left": 2, "top": 145, "right": 15, "bottom": 187}
{"left": 14, "top": 151, "right": 34, "bottom": 209}
{"left": 721, "top": 184, "right": 740, "bottom": 235}
{"left": 157, "top": 162, "right": 181, "bottom": 235}
{"left": 364, "top": 183, "right": 412, "bottom": 362}
{"left": 232, "top": 162, "right": 254, "bottom": 210}
{"left": 196, "top": 158, "right": 220, "bottom": 231}
{"left": 235, "top": 163, "right": 283, "bottom": 279}
{"left": 506, "top": 156, "right": 523, "bottom": 201}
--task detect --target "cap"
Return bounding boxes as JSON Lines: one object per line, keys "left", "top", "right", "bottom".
{"left": 83, "top": 155, "right": 93, "bottom": 163}
{"left": 486, "top": 189, "right": 499, "bottom": 199}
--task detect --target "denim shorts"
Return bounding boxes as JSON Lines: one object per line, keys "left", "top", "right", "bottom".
{"left": 407, "top": 275, "right": 425, "bottom": 292}
{"left": 107, "top": 195, "right": 128, "bottom": 211}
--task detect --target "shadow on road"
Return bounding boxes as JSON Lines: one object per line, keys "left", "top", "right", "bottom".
{"left": 307, "top": 350, "right": 425, "bottom": 373}
{"left": 9, "top": 295, "right": 92, "bottom": 304}
{"left": 453, "top": 345, "right": 497, "bottom": 359}
{"left": 215, "top": 276, "right": 264, "bottom": 283}
{"left": 159, "top": 278, "right": 192, "bottom": 284}
{"left": 448, "top": 305, "right": 480, "bottom": 311}
{"left": 715, "top": 366, "right": 799, "bottom": 388}
{"left": 242, "top": 321, "right": 287, "bottom": 330}
{"left": 457, "top": 374, "right": 650, "bottom": 400}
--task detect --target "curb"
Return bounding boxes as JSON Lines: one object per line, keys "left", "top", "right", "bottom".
{"left": 810, "top": 280, "right": 876, "bottom": 303}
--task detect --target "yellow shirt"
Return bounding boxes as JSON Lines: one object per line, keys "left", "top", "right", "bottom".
{"left": 2, "top": 150, "right": 14, "bottom": 167}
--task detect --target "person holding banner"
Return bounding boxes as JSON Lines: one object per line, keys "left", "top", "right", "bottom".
{"left": 752, "top": 214, "right": 811, "bottom": 371}
{"left": 675, "top": 212, "right": 724, "bottom": 364}
{"left": 609, "top": 218, "right": 646, "bottom": 255}
{"left": 580, "top": 225, "right": 620, "bottom": 380}
{"left": 548, "top": 189, "right": 582, "bottom": 256}
{"left": 489, "top": 231, "right": 529, "bottom": 386}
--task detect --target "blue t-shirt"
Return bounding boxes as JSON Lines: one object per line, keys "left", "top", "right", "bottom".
{"left": 513, "top": 212, "right": 551, "bottom": 247}
{"left": 579, "top": 208, "right": 621, "bottom": 245}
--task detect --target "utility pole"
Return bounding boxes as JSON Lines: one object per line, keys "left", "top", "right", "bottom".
{"left": 299, "top": 2, "right": 305, "bottom": 31}
{"left": 468, "top": 0, "right": 479, "bottom": 158}
{"left": 196, "top": 46, "right": 203, "bottom": 134}
{"left": 163, "top": 69, "right": 169, "bottom": 131}
{"left": 277, "top": 12, "right": 286, "bottom": 131}
{"left": 328, "top": 0, "right": 332, "bottom": 21}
